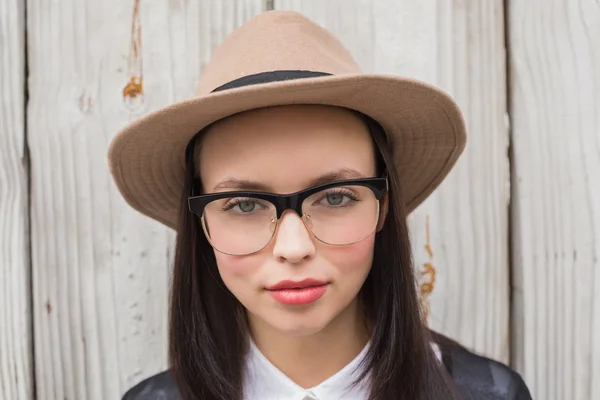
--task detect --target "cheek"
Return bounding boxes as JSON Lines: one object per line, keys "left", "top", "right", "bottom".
{"left": 325, "top": 235, "right": 375, "bottom": 277}
{"left": 214, "top": 252, "right": 262, "bottom": 288}
{"left": 214, "top": 252, "right": 247, "bottom": 277}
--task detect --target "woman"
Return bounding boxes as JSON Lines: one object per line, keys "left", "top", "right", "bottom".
{"left": 109, "top": 10, "right": 531, "bottom": 400}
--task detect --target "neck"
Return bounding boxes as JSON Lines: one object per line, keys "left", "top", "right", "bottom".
{"left": 248, "top": 298, "right": 370, "bottom": 389}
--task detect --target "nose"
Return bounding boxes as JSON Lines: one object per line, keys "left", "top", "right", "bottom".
{"left": 272, "top": 210, "right": 316, "bottom": 263}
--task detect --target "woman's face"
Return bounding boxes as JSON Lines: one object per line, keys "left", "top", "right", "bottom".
{"left": 198, "top": 105, "right": 379, "bottom": 338}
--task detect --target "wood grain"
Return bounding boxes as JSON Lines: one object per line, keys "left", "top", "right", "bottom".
{"left": 0, "top": 0, "right": 32, "bottom": 399}
{"left": 508, "top": 1, "right": 600, "bottom": 399}
{"left": 274, "top": 0, "right": 511, "bottom": 362}
{"left": 26, "top": 0, "right": 266, "bottom": 398}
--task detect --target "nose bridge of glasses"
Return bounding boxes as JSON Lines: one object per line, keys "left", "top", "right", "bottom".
{"left": 274, "top": 193, "right": 304, "bottom": 219}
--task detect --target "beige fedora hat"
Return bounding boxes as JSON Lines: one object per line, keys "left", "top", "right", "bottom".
{"left": 108, "top": 10, "right": 466, "bottom": 230}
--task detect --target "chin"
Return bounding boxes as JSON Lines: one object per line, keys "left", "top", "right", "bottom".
{"left": 268, "top": 321, "right": 329, "bottom": 338}
{"left": 262, "top": 307, "right": 335, "bottom": 337}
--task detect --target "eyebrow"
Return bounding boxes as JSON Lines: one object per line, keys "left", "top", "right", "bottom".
{"left": 211, "top": 168, "right": 367, "bottom": 192}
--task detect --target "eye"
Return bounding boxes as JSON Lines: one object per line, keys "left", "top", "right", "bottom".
{"left": 314, "top": 189, "right": 359, "bottom": 207}
{"left": 326, "top": 193, "right": 344, "bottom": 206}
{"left": 237, "top": 200, "right": 256, "bottom": 212}
{"left": 222, "top": 198, "right": 267, "bottom": 213}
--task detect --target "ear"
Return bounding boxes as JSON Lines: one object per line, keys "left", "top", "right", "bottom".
{"left": 376, "top": 193, "right": 389, "bottom": 232}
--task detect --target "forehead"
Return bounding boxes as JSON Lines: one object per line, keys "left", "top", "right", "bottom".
{"left": 197, "top": 105, "right": 377, "bottom": 193}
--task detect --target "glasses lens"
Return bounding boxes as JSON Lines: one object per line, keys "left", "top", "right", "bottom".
{"left": 202, "top": 196, "right": 276, "bottom": 255}
{"left": 302, "top": 185, "right": 379, "bottom": 245}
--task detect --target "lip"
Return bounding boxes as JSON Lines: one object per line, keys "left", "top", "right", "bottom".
{"left": 266, "top": 279, "right": 329, "bottom": 305}
{"left": 266, "top": 278, "right": 328, "bottom": 290}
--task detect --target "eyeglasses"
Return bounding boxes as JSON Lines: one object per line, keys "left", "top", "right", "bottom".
{"left": 188, "top": 177, "right": 388, "bottom": 256}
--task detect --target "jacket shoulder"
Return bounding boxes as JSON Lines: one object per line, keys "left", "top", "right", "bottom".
{"left": 121, "top": 370, "right": 181, "bottom": 400}
{"left": 441, "top": 344, "right": 532, "bottom": 400}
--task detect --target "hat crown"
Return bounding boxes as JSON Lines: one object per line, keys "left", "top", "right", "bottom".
{"left": 196, "top": 11, "right": 362, "bottom": 95}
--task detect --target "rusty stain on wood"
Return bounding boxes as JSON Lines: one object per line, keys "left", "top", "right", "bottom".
{"left": 419, "top": 215, "right": 436, "bottom": 320}
{"left": 424, "top": 214, "right": 433, "bottom": 258}
{"left": 123, "top": 0, "right": 143, "bottom": 99}
{"left": 420, "top": 262, "right": 436, "bottom": 297}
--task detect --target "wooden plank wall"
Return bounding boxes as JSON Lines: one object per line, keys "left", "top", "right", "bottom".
{"left": 508, "top": 0, "right": 600, "bottom": 399}
{"left": 0, "top": 0, "right": 33, "bottom": 398}
{"left": 1, "top": 0, "right": 599, "bottom": 399}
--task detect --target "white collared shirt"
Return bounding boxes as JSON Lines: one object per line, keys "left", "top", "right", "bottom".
{"left": 243, "top": 339, "right": 371, "bottom": 400}
{"left": 242, "top": 340, "right": 442, "bottom": 400}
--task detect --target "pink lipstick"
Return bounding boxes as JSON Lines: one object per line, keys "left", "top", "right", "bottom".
{"left": 266, "top": 279, "right": 328, "bottom": 305}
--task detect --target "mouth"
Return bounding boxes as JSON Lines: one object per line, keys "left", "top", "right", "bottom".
{"left": 266, "top": 279, "right": 329, "bottom": 305}
{"left": 266, "top": 278, "right": 328, "bottom": 290}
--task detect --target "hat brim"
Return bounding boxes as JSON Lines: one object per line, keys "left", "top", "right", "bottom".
{"left": 108, "top": 74, "right": 466, "bottom": 230}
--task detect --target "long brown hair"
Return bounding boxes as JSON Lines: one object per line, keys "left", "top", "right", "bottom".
{"left": 168, "top": 111, "right": 458, "bottom": 399}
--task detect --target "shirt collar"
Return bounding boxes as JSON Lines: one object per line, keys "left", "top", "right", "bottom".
{"left": 242, "top": 339, "right": 443, "bottom": 400}
{"left": 243, "top": 339, "right": 371, "bottom": 400}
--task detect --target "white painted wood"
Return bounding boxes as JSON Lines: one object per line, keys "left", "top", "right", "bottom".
{"left": 0, "top": 1, "right": 32, "bottom": 399}
{"left": 508, "top": 1, "right": 600, "bottom": 399}
{"left": 274, "top": 0, "right": 510, "bottom": 362}
{"left": 26, "top": 0, "right": 266, "bottom": 398}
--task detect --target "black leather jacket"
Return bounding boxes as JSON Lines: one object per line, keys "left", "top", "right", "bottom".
{"left": 122, "top": 343, "right": 532, "bottom": 400}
